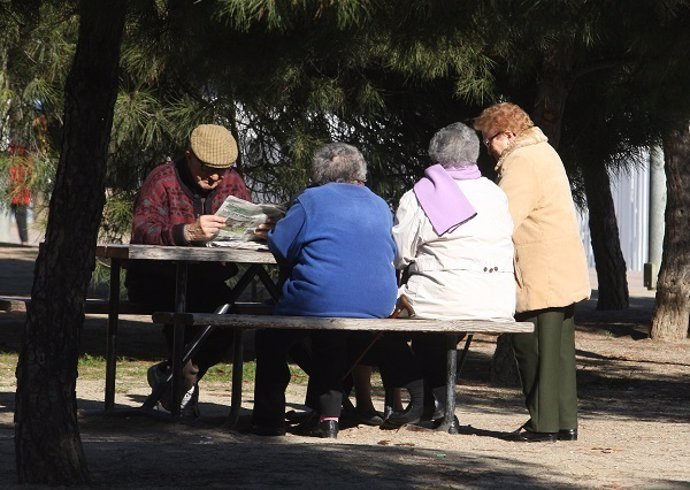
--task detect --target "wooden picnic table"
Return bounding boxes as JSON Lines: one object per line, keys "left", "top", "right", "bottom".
{"left": 97, "top": 243, "right": 533, "bottom": 434}
{"left": 95, "top": 243, "right": 279, "bottom": 414}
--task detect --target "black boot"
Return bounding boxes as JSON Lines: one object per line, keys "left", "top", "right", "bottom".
{"left": 381, "top": 379, "right": 424, "bottom": 429}
{"left": 419, "top": 386, "right": 459, "bottom": 430}
{"left": 294, "top": 413, "right": 339, "bottom": 438}
{"left": 430, "top": 386, "right": 447, "bottom": 421}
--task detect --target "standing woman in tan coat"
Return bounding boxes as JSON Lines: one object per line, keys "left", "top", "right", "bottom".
{"left": 474, "top": 103, "right": 591, "bottom": 442}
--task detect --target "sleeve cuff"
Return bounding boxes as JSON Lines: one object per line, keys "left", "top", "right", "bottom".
{"left": 173, "top": 223, "right": 190, "bottom": 245}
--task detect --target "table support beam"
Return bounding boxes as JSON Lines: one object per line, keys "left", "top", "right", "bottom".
{"left": 104, "top": 260, "right": 121, "bottom": 411}
{"left": 170, "top": 262, "right": 188, "bottom": 417}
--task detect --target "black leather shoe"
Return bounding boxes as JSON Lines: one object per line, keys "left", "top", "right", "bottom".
{"left": 301, "top": 420, "right": 339, "bottom": 439}
{"left": 380, "top": 404, "right": 423, "bottom": 429}
{"left": 558, "top": 428, "right": 578, "bottom": 441}
{"left": 380, "top": 379, "right": 424, "bottom": 429}
{"left": 292, "top": 411, "right": 319, "bottom": 434}
{"left": 356, "top": 409, "right": 384, "bottom": 427}
{"left": 509, "top": 428, "right": 557, "bottom": 442}
{"left": 285, "top": 409, "right": 315, "bottom": 426}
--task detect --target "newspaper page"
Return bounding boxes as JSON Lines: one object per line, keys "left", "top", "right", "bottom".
{"left": 208, "top": 195, "right": 285, "bottom": 250}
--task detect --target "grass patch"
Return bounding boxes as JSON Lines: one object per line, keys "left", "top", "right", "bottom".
{"left": 1, "top": 351, "right": 311, "bottom": 388}
{"left": 0, "top": 351, "right": 17, "bottom": 366}
{"left": 204, "top": 361, "right": 308, "bottom": 384}
{"left": 0, "top": 351, "right": 17, "bottom": 387}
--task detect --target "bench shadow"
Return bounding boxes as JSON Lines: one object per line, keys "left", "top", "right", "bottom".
{"left": 455, "top": 336, "right": 690, "bottom": 424}
{"left": 4, "top": 290, "right": 685, "bottom": 431}
{"left": 65, "top": 415, "right": 579, "bottom": 489}
{"left": 575, "top": 292, "right": 654, "bottom": 340}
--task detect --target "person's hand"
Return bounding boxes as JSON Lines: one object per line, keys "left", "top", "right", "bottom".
{"left": 253, "top": 220, "right": 276, "bottom": 241}
{"left": 184, "top": 215, "right": 227, "bottom": 243}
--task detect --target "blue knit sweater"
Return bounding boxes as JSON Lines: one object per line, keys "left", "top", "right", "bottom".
{"left": 268, "top": 183, "right": 397, "bottom": 318}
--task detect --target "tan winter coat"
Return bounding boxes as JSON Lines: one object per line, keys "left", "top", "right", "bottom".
{"left": 496, "top": 127, "right": 590, "bottom": 313}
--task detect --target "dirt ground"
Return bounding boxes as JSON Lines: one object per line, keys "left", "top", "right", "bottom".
{"left": 0, "top": 243, "right": 689, "bottom": 489}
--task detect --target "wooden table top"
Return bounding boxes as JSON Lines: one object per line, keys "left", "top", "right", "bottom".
{"left": 95, "top": 243, "right": 277, "bottom": 264}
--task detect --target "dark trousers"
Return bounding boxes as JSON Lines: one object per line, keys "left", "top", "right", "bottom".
{"left": 252, "top": 329, "right": 421, "bottom": 429}
{"left": 412, "top": 333, "right": 467, "bottom": 391}
{"left": 128, "top": 278, "right": 235, "bottom": 389}
{"left": 161, "top": 324, "right": 234, "bottom": 386}
{"left": 512, "top": 305, "right": 578, "bottom": 433}
{"left": 365, "top": 333, "right": 422, "bottom": 389}
{"left": 11, "top": 204, "right": 28, "bottom": 243}
{"left": 252, "top": 329, "right": 348, "bottom": 428}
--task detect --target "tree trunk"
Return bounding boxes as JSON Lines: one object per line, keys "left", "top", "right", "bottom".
{"left": 650, "top": 124, "right": 690, "bottom": 340}
{"left": 531, "top": 46, "right": 573, "bottom": 149}
{"left": 583, "top": 163, "right": 629, "bottom": 310}
{"left": 14, "top": 1, "right": 126, "bottom": 485}
{"left": 490, "top": 334, "right": 520, "bottom": 387}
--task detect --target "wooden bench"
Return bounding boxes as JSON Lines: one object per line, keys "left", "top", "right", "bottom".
{"left": 152, "top": 311, "right": 533, "bottom": 433}
{"left": 1, "top": 294, "right": 272, "bottom": 415}
{"left": 0, "top": 294, "right": 154, "bottom": 315}
{"left": 0, "top": 295, "right": 271, "bottom": 316}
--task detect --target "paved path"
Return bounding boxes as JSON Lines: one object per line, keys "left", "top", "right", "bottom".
{"left": 0, "top": 243, "right": 38, "bottom": 294}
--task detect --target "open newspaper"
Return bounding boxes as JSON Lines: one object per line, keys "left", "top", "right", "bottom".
{"left": 208, "top": 195, "right": 285, "bottom": 250}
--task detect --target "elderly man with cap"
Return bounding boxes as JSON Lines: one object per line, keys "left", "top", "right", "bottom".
{"left": 126, "top": 124, "right": 251, "bottom": 417}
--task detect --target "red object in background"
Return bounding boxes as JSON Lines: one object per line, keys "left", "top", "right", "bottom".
{"left": 8, "top": 143, "right": 32, "bottom": 206}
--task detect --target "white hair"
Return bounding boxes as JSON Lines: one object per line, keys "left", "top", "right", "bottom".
{"left": 428, "top": 122, "right": 480, "bottom": 168}
{"left": 311, "top": 143, "right": 367, "bottom": 185}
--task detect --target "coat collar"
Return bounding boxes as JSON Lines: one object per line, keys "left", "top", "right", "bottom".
{"left": 494, "top": 126, "right": 549, "bottom": 173}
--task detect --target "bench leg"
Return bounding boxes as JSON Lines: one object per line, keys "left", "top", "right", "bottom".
{"left": 457, "top": 334, "right": 474, "bottom": 377}
{"left": 227, "top": 328, "right": 244, "bottom": 429}
{"left": 438, "top": 334, "right": 460, "bottom": 434}
{"left": 169, "top": 263, "right": 188, "bottom": 418}
{"left": 104, "top": 259, "right": 121, "bottom": 411}
{"left": 142, "top": 316, "right": 189, "bottom": 413}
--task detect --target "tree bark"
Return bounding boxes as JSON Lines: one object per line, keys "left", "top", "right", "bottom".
{"left": 531, "top": 45, "right": 574, "bottom": 149}
{"left": 583, "top": 163, "right": 629, "bottom": 310}
{"left": 650, "top": 124, "right": 690, "bottom": 340}
{"left": 490, "top": 334, "right": 520, "bottom": 387}
{"left": 14, "top": 0, "right": 126, "bottom": 485}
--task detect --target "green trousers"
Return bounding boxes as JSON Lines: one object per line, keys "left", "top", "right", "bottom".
{"left": 512, "top": 305, "right": 577, "bottom": 433}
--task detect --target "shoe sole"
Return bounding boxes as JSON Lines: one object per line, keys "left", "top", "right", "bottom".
{"left": 516, "top": 435, "right": 557, "bottom": 442}
{"left": 557, "top": 433, "right": 578, "bottom": 441}
{"left": 356, "top": 414, "right": 384, "bottom": 426}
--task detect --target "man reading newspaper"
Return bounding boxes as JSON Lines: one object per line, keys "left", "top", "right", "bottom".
{"left": 209, "top": 195, "right": 285, "bottom": 249}
{"left": 126, "top": 124, "right": 256, "bottom": 417}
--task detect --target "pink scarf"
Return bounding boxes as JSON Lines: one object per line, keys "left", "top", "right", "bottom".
{"left": 413, "top": 163, "right": 481, "bottom": 235}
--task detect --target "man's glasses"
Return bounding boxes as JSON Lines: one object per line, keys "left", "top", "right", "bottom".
{"left": 191, "top": 153, "right": 223, "bottom": 177}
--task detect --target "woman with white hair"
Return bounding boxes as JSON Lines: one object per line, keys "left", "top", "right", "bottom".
{"left": 392, "top": 122, "right": 516, "bottom": 425}
{"left": 252, "top": 143, "right": 421, "bottom": 438}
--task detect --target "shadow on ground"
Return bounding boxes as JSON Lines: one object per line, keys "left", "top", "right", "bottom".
{"left": 0, "top": 411, "right": 579, "bottom": 489}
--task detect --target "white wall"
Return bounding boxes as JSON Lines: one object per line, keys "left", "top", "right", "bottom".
{"left": 0, "top": 208, "right": 40, "bottom": 245}
{"left": 0, "top": 210, "right": 18, "bottom": 243}
{"left": 579, "top": 158, "right": 651, "bottom": 272}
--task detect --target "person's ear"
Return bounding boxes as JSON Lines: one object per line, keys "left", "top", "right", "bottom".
{"left": 184, "top": 150, "right": 194, "bottom": 165}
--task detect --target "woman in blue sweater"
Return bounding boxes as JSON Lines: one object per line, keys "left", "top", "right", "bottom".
{"left": 252, "top": 143, "right": 420, "bottom": 438}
